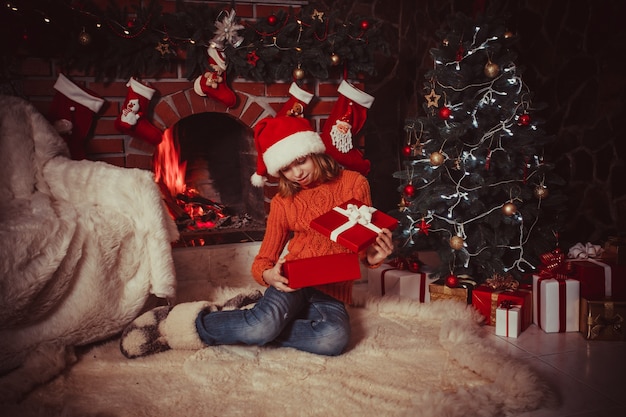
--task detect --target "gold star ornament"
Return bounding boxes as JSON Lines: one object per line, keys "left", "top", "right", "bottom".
{"left": 425, "top": 89, "right": 441, "bottom": 108}
{"left": 312, "top": 9, "right": 324, "bottom": 21}
{"left": 155, "top": 40, "right": 172, "bottom": 56}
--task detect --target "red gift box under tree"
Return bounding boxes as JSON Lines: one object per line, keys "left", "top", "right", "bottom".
{"left": 471, "top": 275, "right": 532, "bottom": 331}
{"left": 568, "top": 258, "right": 626, "bottom": 301}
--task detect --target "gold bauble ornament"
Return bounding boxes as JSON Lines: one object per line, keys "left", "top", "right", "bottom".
{"left": 534, "top": 185, "right": 549, "bottom": 199}
{"left": 484, "top": 61, "right": 500, "bottom": 78}
{"left": 429, "top": 151, "right": 445, "bottom": 166}
{"left": 502, "top": 202, "right": 517, "bottom": 216}
{"left": 449, "top": 236, "right": 465, "bottom": 250}
{"left": 293, "top": 66, "right": 305, "bottom": 80}
{"left": 330, "top": 53, "right": 341, "bottom": 66}
{"left": 504, "top": 31, "right": 514, "bottom": 39}
{"left": 78, "top": 29, "right": 92, "bottom": 46}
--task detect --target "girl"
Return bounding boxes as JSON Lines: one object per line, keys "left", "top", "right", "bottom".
{"left": 121, "top": 115, "right": 393, "bottom": 358}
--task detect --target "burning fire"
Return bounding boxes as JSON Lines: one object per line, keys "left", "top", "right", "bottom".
{"left": 154, "top": 127, "right": 227, "bottom": 230}
{"left": 154, "top": 127, "right": 187, "bottom": 197}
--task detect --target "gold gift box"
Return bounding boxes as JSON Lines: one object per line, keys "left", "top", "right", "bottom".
{"left": 580, "top": 298, "right": 625, "bottom": 341}
{"left": 429, "top": 280, "right": 473, "bottom": 304}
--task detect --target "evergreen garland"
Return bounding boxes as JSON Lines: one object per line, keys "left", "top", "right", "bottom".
{"left": 1, "top": 0, "right": 389, "bottom": 82}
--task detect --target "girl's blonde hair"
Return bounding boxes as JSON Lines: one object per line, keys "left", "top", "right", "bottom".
{"left": 277, "top": 153, "right": 342, "bottom": 198}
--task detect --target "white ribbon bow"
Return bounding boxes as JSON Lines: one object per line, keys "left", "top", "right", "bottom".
{"left": 330, "top": 203, "right": 382, "bottom": 242}
{"left": 568, "top": 242, "right": 604, "bottom": 259}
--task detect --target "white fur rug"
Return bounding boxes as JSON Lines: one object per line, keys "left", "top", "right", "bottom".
{"left": 4, "top": 290, "right": 555, "bottom": 417}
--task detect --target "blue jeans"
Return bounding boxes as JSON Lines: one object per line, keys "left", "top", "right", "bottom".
{"left": 195, "top": 286, "right": 350, "bottom": 356}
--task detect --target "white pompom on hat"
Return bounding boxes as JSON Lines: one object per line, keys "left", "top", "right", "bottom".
{"left": 250, "top": 115, "right": 326, "bottom": 187}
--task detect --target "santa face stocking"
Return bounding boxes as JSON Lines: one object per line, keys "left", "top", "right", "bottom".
{"left": 114, "top": 78, "right": 163, "bottom": 146}
{"left": 48, "top": 74, "right": 105, "bottom": 160}
{"left": 320, "top": 80, "right": 374, "bottom": 176}
{"left": 193, "top": 44, "right": 237, "bottom": 108}
{"left": 276, "top": 82, "right": 314, "bottom": 117}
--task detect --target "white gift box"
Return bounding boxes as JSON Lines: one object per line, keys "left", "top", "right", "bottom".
{"left": 368, "top": 263, "right": 438, "bottom": 302}
{"left": 496, "top": 306, "right": 522, "bottom": 338}
{"left": 532, "top": 274, "right": 580, "bottom": 333}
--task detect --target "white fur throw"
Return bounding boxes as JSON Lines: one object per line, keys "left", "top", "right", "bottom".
{"left": 0, "top": 95, "right": 178, "bottom": 401}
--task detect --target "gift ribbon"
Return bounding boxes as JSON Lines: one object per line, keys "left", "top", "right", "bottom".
{"left": 568, "top": 242, "right": 603, "bottom": 259}
{"left": 330, "top": 203, "right": 382, "bottom": 242}
{"left": 380, "top": 267, "right": 398, "bottom": 296}
{"left": 485, "top": 274, "right": 519, "bottom": 291}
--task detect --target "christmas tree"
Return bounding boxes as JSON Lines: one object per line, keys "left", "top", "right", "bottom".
{"left": 391, "top": 12, "right": 567, "bottom": 284}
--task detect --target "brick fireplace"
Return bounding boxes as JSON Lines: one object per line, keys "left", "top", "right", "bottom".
{"left": 11, "top": 0, "right": 372, "bottom": 246}
{"left": 18, "top": 51, "right": 362, "bottom": 245}
{"left": 152, "top": 80, "right": 338, "bottom": 246}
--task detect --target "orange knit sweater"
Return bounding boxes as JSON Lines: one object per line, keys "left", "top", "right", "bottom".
{"left": 251, "top": 170, "right": 372, "bottom": 304}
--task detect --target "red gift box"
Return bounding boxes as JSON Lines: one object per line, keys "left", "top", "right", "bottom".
{"left": 471, "top": 285, "right": 532, "bottom": 330}
{"left": 283, "top": 253, "right": 361, "bottom": 289}
{"left": 568, "top": 259, "right": 626, "bottom": 301}
{"left": 310, "top": 199, "right": 399, "bottom": 253}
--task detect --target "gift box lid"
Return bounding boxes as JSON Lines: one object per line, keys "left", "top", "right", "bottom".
{"left": 310, "top": 198, "right": 399, "bottom": 253}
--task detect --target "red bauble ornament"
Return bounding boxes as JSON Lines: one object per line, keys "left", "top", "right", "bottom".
{"left": 445, "top": 274, "right": 459, "bottom": 288}
{"left": 403, "top": 184, "right": 416, "bottom": 198}
{"left": 519, "top": 113, "right": 531, "bottom": 125}
{"left": 402, "top": 145, "right": 412, "bottom": 157}
{"left": 439, "top": 106, "right": 451, "bottom": 119}
{"left": 360, "top": 20, "right": 370, "bottom": 30}
{"left": 408, "top": 260, "right": 421, "bottom": 273}
{"left": 268, "top": 15, "right": 277, "bottom": 26}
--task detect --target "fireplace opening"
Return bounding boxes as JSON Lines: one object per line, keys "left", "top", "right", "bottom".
{"left": 155, "top": 112, "right": 266, "bottom": 246}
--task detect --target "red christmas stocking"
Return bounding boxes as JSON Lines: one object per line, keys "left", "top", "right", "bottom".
{"left": 320, "top": 80, "right": 374, "bottom": 175}
{"left": 276, "top": 82, "right": 314, "bottom": 117}
{"left": 114, "top": 78, "right": 163, "bottom": 146}
{"left": 193, "top": 45, "right": 237, "bottom": 108}
{"left": 48, "top": 73, "right": 105, "bottom": 160}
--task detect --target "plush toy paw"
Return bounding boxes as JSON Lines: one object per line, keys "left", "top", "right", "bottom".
{"left": 120, "top": 305, "right": 173, "bottom": 359}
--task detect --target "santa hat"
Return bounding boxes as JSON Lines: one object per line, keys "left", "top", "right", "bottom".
{"left": 250, "top": 115, "right": 326, "bottom": 187}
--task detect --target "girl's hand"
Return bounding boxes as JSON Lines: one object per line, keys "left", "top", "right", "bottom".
{"left": 262, "top": 258, "right": 297, "bottom": 293}
{"left": 365, "top": 228, "right": 394, "bottom": 267}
